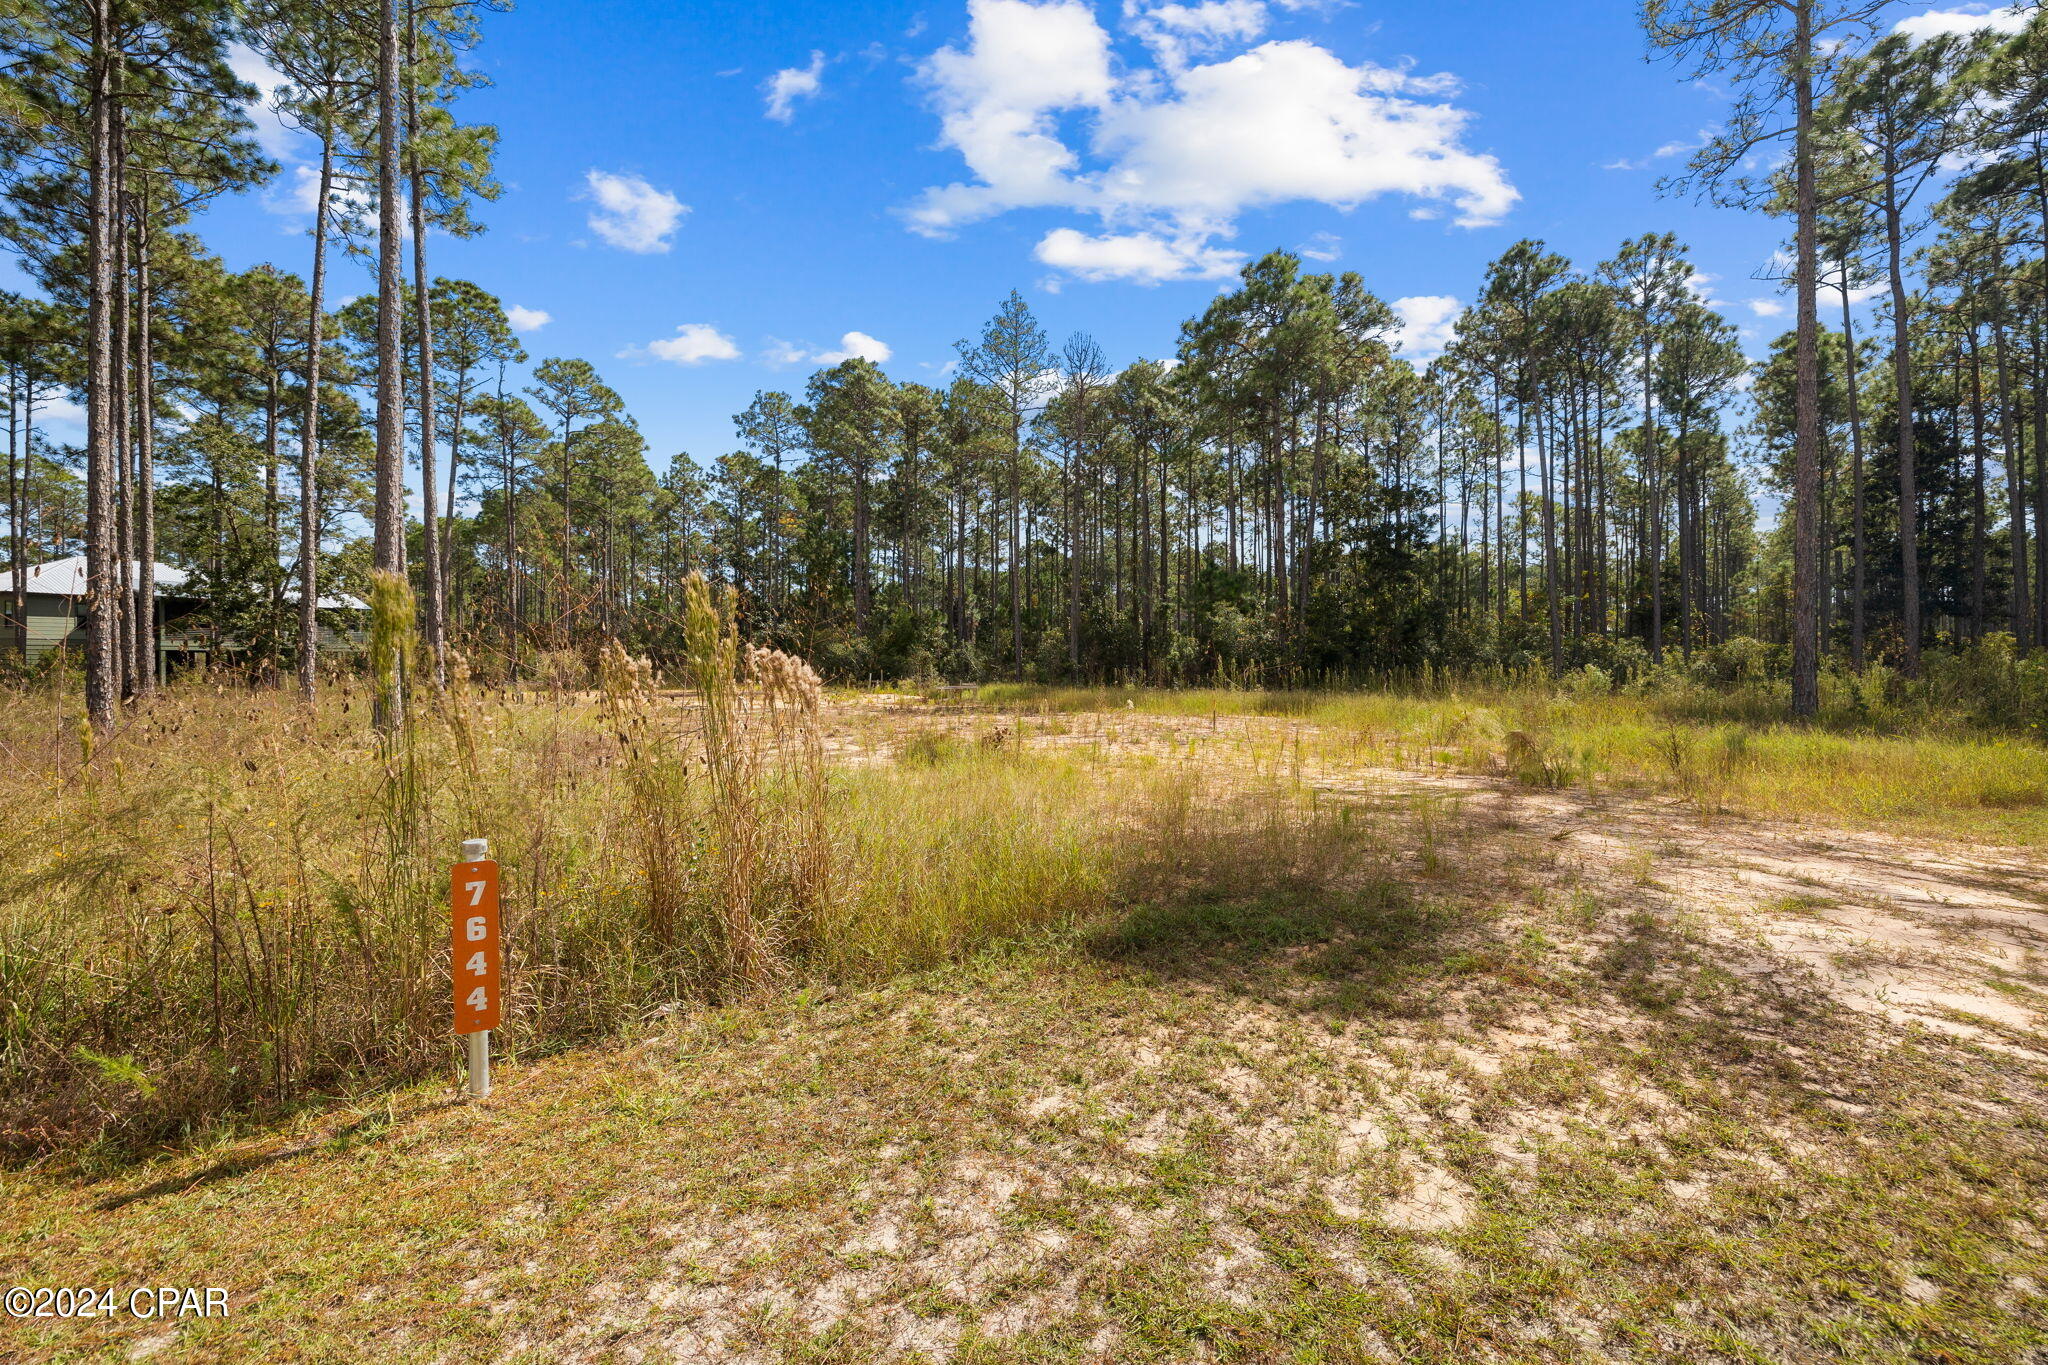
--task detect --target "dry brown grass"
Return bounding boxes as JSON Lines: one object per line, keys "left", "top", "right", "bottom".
{"left": 0, "top": 591, "right": 1215, "bottom": 1158}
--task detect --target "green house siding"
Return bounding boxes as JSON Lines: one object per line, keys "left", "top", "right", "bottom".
{"left": 5, "top": 594, "right": 170, "bottom": 662}
{"left": 25, "top": 600, "right": 81, "bottom": 656}
{"left": 1, "top": 596, "right": 83, "bottom": 659}
{"left": 4, "top": 593, "right": 359, "bottom": 664}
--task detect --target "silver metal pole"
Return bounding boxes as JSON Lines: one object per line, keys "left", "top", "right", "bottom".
{"left": 466, "top": 1028, "right": 490, "bottom": 1098}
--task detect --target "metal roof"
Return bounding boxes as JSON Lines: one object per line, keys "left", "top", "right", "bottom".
{"left": 0, "top": 557, "right": 188, "bottom": 596}
{"left": 0, "top": 557, "right": 364, "bottom": 609}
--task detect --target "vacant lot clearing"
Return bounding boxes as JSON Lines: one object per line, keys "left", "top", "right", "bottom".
{"left": 4, "top": 689, "right": 2045, "bottom": 1363}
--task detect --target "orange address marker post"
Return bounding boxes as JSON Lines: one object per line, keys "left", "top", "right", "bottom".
{"left": 451, "top": 838, "right": 501, "bottom": 1096}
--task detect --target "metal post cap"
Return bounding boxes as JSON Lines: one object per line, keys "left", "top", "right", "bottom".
{"left": 461, "top": 838, "right": 490, "bottom": 860}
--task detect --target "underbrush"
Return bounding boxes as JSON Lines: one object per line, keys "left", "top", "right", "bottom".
{"left": 0, "top": 585, "right": 1374, "bottom": 1158}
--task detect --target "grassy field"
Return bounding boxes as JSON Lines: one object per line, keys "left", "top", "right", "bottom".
{"left": 0, "top": 678, "right": 1192, "bottom": 1155}
{"left": 959, "top": 682, "right": 2048, "bottom": 848}
{"left": 2, "top": 662, "right": 2045, "bottom": 1362}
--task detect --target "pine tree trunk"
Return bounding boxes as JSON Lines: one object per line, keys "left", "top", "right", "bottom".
{"left": 2033, "top": 309, "right": 2048, "bottom": 650}
{"left": 83, "top": 0, "right": 119, "bottom": 731}
{"left": 112, "top": 129, "right": 133, "bottom": 703}
{"left": 5, "top": 368, "right": 13, "bottom": 649}
{"left": 1008, "top": 408, "right": 1021, "bottom": 672}
{"left": 443, "top": 383, "right": 464, "bottom": 627}
{"left": 1884, "top": 166, "right": 1920, "bottom": 674}
{"left": 133, "top": 210, "right": 155, "bottom": 696}
{"left": 1967, "top": 325, "right": 1987, "bottom": 639}
{"left": 1644, "top": 333, "right": 1662, "bottom": 664}
{"left": 1789, "top": 0, "right": 1823, "bottom": 719}
{"left": 1993, "top": 323, "right": 2029, "bottom": 647}
{"left": 853, "top": 464, "right": 870, "bottom": 634}
{"left": 1676, "top": 414, "right": 1692, "bottom": 660}
{"left": 373, "top": 0, "right": 407, "bottom": 730}
{"left": 299, "top": 117, "right": 334, "bottom": 702}
{"left": 408, "top": 6, "right": 443, "bottom": 684}
{"left": 1838, "top": 271, "right": 1868, "bottom": 668}
{"left": 499, "top": 367, "right": 519, "bottom": 675}
{"left": 7, "top": 352, "right": 23, "bottom": 662}
{"left": 1065, "top": 432, "right": 1079, "bottom": 672}
{"left": 264, "top": 370, "right": 280, "bottom": 677}
{"left": 1540, "top": 401, "right": 1561, "bottom": 674}
{"left": 559, "top": 413, "right": 573, "bottom": 639}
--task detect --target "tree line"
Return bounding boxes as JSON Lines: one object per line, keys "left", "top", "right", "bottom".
{"left": 3, "top": 1, "right": 2046, "bottom": 715}
{"left": 2, "top": 0, "right": 496, "bottom": 726}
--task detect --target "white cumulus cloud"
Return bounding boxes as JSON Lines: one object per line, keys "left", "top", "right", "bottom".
{"left": 765, "top": 332, "right": 895, "bottom": 366}
{"left": 1094, "top": 42, "right": 1514, "bottom": 227}
{"left": 1034, "top": 227, "right": 1243, "bottom": 283}
{"left": 815, "top": 330, "right": 894, "bottom": 364}
{"left": 582, "top": 170, "right": 688, "bottom": 254}
{"left": 908, "top": 0, "right": 1516, "bottom": 283}
{"left": 1126, "top": 0, "right": 1269, "bottom": 69}
{"left": 1392, "top": 295, "right": 1460, "bottom": 360}
{"left": 624, "top": 324, "right": 742, "bottom": 365}
{"left": 263, "top": 164, "right": 386, "bottom": 237}
{"left": 35, "top": 394, "right": 88, "bottom": 440}
{"left": 1894, "top": 4, "right": 2028, "bottom": 42}
{"left": 909, "top": 0, "right": 1116, "bottom": 236}
{"left": 506, "top": 305, "right": 552, "bottom": 333}
{"left": 1745, "top": 298, "right": 1785, "bottom": 318}
{"left": 262, "top": 163, "right": 325, "bottom": 218}
{"left": 765, "top": 51, "right": 828, "bottom": 122}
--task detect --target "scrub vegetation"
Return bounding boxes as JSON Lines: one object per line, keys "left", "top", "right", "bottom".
{"left": 3, "top": 616, "right": 2045, "bottom": 1361}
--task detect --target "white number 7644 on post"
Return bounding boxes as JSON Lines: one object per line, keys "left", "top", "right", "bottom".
{"left": 451, "top": 842, "right": 502, "bottom": 1095}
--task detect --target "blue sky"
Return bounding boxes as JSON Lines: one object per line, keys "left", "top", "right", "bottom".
{"left": 15, "top": 0, "right": 2030, "bottom": 472}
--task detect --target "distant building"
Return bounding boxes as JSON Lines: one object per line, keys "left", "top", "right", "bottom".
{"left": 0, "top": 557, "right": 364, "bottom": 671}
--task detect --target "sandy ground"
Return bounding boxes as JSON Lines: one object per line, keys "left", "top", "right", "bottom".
{"left": 838, "top": 699, "right": 2048, "bottom": 1058}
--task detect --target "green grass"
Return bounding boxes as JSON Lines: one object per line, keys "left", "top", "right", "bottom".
{"left": 955, "top": 683, "right": 2048, "bottom": 846}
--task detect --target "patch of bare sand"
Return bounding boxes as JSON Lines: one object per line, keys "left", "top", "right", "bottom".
{"left": 1502, "top": 794, "right": 2047, "bottom": 1049}
{"left": 1379, "top": 1160, "right": 1476, "bottom": 1231}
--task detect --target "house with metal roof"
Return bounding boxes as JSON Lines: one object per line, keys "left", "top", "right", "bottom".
{"left": 0, "top": 556, "right": 365, "bottom": 670}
